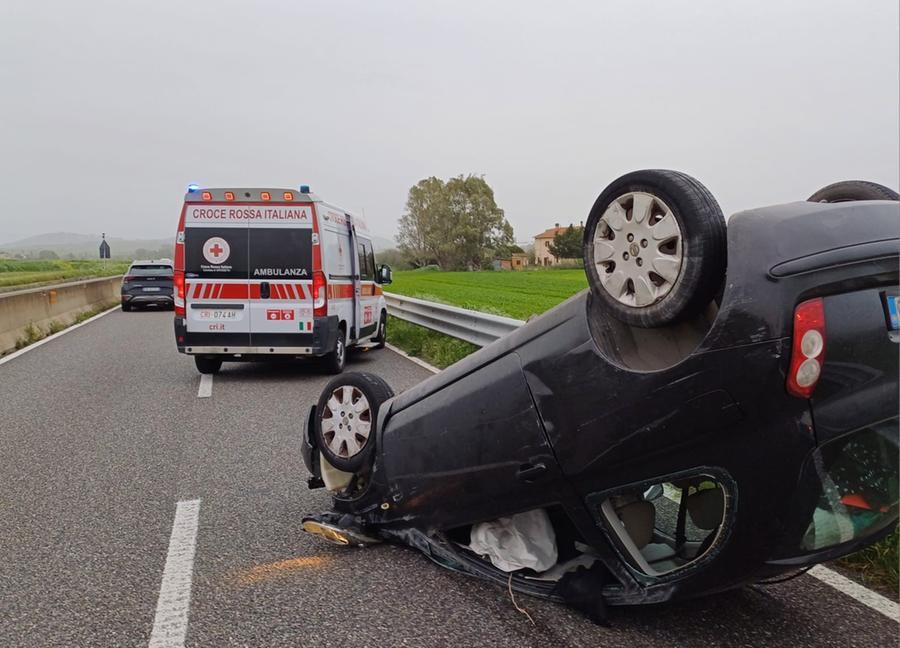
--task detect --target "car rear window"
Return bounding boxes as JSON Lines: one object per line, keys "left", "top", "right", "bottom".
{"left": 130, "top": 265, "right": 173, "bottom": 277}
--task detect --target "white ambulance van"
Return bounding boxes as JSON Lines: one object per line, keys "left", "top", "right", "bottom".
{"left": 173, "top": 185, "right": 392, "bottom": 375}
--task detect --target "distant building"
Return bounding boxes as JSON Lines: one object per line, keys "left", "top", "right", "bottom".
{"left": 534, "top": 223, "right": 578, "bottom": 266}
{"left": 492, "top": 252, "right": 530, "bottom": 271}
{"left": 511, "top": 252, "right": 529, "bottom": 270}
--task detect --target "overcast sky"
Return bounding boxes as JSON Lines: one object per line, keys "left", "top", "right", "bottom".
{"left": 1, "top": 0, "right": 897, "bottom": 246}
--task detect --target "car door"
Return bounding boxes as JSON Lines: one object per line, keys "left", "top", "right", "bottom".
{"left": 248, "top": 226, "right": 314, "bottom": 349}
{"left": 356, "top": 238, "right": 378, "bottom": 340}
{"left": 183, "top": 221, "right": 251, "bottom": 348}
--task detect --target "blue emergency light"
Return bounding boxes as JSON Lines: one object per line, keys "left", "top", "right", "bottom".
{"left": 300, "top": 185, "right": 310, "bottom": 193}
{"left": 187, "top": 183, "right": 200, "bottom": 193}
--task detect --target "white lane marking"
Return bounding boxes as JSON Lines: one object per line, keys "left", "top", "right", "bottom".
{"left": 149, "top": 499, "right": 201, "bottom": 648}
{"left": 808, "top": 565, "right": 899, "bottom": 622}
{"left": 197, "top": 374, "right": 213, "bottom": 398}
{"left": 385, "top": 343, "right": 440, "bottom": 374}
{"left": 0, "top": 305, "right": 118, "bottom": 366}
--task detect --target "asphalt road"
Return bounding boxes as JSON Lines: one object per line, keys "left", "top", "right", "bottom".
{"left": 0, "top": 309, "right": 896, "bottom": 647}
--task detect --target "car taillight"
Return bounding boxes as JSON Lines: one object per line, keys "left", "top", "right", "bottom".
{"left": 313, "top": 271, "right": 327, "bottom": 317}
{"left": 174, "top": 270, "right": 186, "bottom": 316}
{"left": 786, "top": 298, "right": 826, "bottom": 398}
{"left": 123, "top": 275, "right": 134, "bottom": 283}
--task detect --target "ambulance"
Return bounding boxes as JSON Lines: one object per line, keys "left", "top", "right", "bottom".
{"left": 173, "top": 185, "right": 392, "bottom": 375}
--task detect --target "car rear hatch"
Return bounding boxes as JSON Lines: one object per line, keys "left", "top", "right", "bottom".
{"left": 767, "top": 204, "right": 899, "bottom": 561}
{"left": 786, "top": 288, "right": 900, "bottom": 557}
{"left": 123, "top": 264, "right": 173, "bottom": 298}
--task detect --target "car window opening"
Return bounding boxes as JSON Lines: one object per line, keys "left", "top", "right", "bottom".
{"left": 443, "top": 506, "right": 618, "bottom": 584}
{"left": 601, "top": 475, "right": 728, "bottom": 577}
{"left": 130, "top": 264, "right": 174, "bottom": 277}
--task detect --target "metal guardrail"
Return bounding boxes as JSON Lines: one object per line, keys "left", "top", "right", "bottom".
{"left": 383, "top": 292, "right": 524, "bottom": 347}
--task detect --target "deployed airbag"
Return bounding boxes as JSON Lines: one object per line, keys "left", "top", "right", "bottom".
{"left": 468, "top": 509, "right": 558, "bottom": 572}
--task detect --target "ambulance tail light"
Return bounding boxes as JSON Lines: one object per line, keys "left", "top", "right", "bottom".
{"left": 786, "top": 298, "right": 826, "bottom": 399}
{"left": 174, "top": 270, "right": 186, "bottom": 317}
{"left": 313, "top": 271, "right": 327, "bottom": 317}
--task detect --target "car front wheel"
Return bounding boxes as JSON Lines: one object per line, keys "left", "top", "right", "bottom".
{"left": 314, "top": 372, "right": 395, "bottom": 472}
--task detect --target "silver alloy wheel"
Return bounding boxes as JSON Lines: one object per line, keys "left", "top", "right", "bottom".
{"left": 592, "top": 191, "right": 684, "bottom": 308}
{"left": 321, "top": 385, "right": 372, "bottom": 458}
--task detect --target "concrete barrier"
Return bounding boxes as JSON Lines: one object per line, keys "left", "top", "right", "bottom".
{"left": 0, "top": 276, "right": 122, "bottom": 355}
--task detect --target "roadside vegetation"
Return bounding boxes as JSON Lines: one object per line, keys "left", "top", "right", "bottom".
{"left": 389, "top": 267, "right": 588, "bottom": 320}
{"left": 13, "top": 301, "right": 119, "bottom": 351}
{"left": 836, "top": 527, "right": 898, "bottom": 595}
{"left": 385, "top": 267, "right": 899, "bottom": 594}
{"left": 387, "top": 318, "right": 477, "bottom": 369}
{"left": 0, "top": 259, "right": 130, "bottom": 290}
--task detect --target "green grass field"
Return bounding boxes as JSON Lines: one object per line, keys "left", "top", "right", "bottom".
{"left": 0, "top": 259, "right": 131, "bottom": 290}
{"left": 389, "top": 268, "right": 588, "bottom": 320}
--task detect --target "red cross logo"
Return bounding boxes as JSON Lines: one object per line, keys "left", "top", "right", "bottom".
{"left": 202, "top": 237, "right": 230, "bottom": 265}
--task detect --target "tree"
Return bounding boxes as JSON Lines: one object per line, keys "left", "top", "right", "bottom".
{"left": 37, "top": 249, "right": 59, "bottom": 260}
{"left": 397, "top": 174, "right": 514, "bottom": 270}
{"left": 547, "top": 224, "right": 583, "bottom": 261}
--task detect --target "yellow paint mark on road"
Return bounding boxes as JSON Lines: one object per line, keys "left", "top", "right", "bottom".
{"left": 235, "top": 555, "right": 332, "bottom": 586}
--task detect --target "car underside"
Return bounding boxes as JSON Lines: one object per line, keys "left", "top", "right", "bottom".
{"left": 299, "top": 171, "right": 900, "bottom": 622}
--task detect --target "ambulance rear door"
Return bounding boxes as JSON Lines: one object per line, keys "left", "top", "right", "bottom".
{"left": 182, "top": 204, "right": 251, "bottom": 349}
{"left": 247, "top": 205, "right": 315, "bottom": 351}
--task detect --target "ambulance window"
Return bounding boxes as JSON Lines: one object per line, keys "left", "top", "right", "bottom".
{"left": 358, "top": 242, "right": 374, "bottom": 280}
{"left": 366, "top": 243, "right": 376, "bottom": 278}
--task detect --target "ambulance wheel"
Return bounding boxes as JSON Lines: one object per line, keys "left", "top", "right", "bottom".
{"left": 374, "top": 311, "right": 387, "bottom": 349}
{"left": 584, "top": 169, "right": 727, "bottom": 327}
{"left": 195, "top": 356, "right": 222, "bottom": 375}
{"left": 322, "top": 327, "right": 346, "bottom": 374}
{"left": 315, "top": 372, "right": 395, "bottom": 472}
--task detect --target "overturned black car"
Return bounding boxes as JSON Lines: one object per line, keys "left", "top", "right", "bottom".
{"left": 300, "top": 170, "right": 899, "bottom": 618}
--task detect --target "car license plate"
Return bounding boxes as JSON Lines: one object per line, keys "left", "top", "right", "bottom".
{"left": 143, "top": 287, "right": 161, "bottom": 292}
{"left": 884, "top": 293, "right": 900, "bottom": 330}
{"left": 198, "top": 309, "right": 238, "bottom": 320}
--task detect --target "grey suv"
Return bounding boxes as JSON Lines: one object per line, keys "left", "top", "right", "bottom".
{"left": 121, "top": 260, "right": 174, "bottom": 311}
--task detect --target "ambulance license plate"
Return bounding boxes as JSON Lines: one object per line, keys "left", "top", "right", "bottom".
{"left": 198, "top": 309, "right": 239, "bottom": 320}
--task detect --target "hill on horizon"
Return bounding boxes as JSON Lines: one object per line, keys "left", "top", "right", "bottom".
{"left": 0, "top": 231, "right": 398, "bottom": 259}
{"left": 0, "top": 232, "right": 173, "bottom": 259}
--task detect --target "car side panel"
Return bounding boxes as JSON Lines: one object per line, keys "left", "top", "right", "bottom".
{"left": 378, "top": 352, "right": 567, "bottom": 529}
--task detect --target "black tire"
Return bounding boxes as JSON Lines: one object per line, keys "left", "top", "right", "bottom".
{"left": 807, "top": 180, "right": 900, "bottom": 203}
{"left": 195, "top": 356, "right": 222, "bottom": 374}
{"left": 121, "top": 302, "right": 131, "bottom": 312}
{"left": 583, "top": 169, "right": 727, "bottom": 327}
{"left": 315, "top": 371, "right": 395, "bottom": 472}
{"left": 374, "top": 311, "right": 387, "bottom": 349}
{"left": 322, "top": 326, "right": 346, "bottom": 374}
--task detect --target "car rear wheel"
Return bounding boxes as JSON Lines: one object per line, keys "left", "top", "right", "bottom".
{"left": 374, "top": 311, "right": 387, "bottom": 349}
{"left": 315, "top": 372, "right": 395, "bottom": 472}
{"left": 121, "top": 302, "right": 131, "bottom": 312}
{"left": 322, "top": 327, "right": 346, "bottom": 374}
{"left": 195, "top": 356, "right": 222, "bottom": 374}
{"left": 807, "top": 180, "right": 900, "bottom": 203}
{"left": 584, "top": 169, "right": 727, "bottom": 327}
